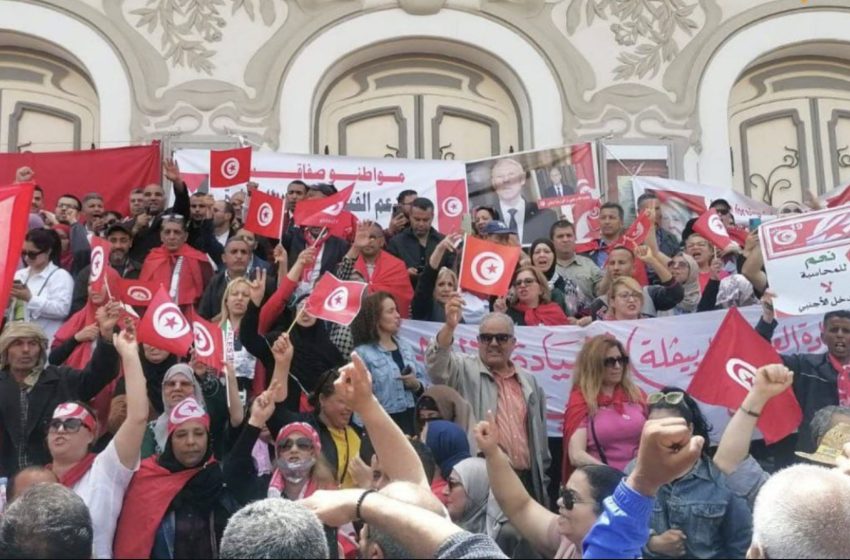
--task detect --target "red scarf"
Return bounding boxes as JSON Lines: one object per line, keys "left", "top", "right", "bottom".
{"left": 513, "top": 301, "right": 569, "bottom": 326}
{"left": 113, "top": 456, "right": 217, "bottom": 559}
{"left": 49, "top": 453, "right": 98, "bottom": 488}
{"left": 828, "top": 354, "right": 850, "bottom": 407}
{"left": 561, "top": 385, "right": 645, "bottom": 481}
{"left": 139, "top": 244, "right": 213, "bottom": 305}
{"left": 355, "top": 251, "right": 413, "bottom": 319}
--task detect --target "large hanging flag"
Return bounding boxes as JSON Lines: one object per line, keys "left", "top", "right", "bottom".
{"left": 0, "top": 182, "right": 34, "bottom": 315}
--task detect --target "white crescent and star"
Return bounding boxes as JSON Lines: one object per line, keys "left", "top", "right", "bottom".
{"left": 725, "top": 358, "right": 757, "bottom": 391}
{"left": 469, "top": 251, "right": 505, "bottom": 287}
{"left": 324, "top": 287, "right": 349, "bottom": 312}
{"left": 221, "top": 157, "right": 240, "bottom": 180}
{"left": 152, "top": 303, "right": 190, "bottom": 339}
{"left": 193, "top": 323, "right": 214, "bottom": 357}
{"left": 257, "top": 202, "right": 273, "bottom": 227}
{"left": 442, "top": 196, "right": 463, "bottom": 218}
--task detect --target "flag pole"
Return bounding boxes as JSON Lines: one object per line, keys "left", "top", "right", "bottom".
{"left": 286, "top": 307, "right": 305, "bottom": 335}
{"left": 309, "top": 227, "right": 328, "bottom": 248}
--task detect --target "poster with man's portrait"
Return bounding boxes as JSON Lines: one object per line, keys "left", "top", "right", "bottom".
{"left": 465, "top": 143, "right": 599, "bottom": 245}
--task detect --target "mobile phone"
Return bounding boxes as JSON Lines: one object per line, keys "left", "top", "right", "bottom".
{"left": 748, "top": 217, "right": 762, "bottom": 232}
{"left": 391, "top": 204, "right": 403, "bottom": 217}
{"left": 400, "top": 365, "right": 413, "bottom": 377}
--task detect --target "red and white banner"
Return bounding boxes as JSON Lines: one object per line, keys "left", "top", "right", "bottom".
{"left": 304, "top": 274, "right": 367, "bottom": 326}
{"left": 137, "top": 286, "right": 194, "bottom": 356}
{"left": 760, "top": 205, "right": 850, "bottom": 316}
{"left": 244, "top": 189, "right": 285, "bottom": 238}
{"left": 435, "top": 179, "right": 468, "bottom": 234}
{"left": 209, "top": 147, "right": 252, "bottom": 188}
{"left": 174, "top": 150, "right": 466, "bottom": 233}
{"left": 0, "top": 144, "right": 160, "bottom": 216}
{"left": 188, "top": 310, "right": 225, "bottom": 372}
{"left": 692, "top": 209, "right": 734, "bottom": 250}
{"left": 294, "top": 185, "right": 354, "bottom": 229}
{"left": 0, "top": 182, "right": 35, "bottom": 316}
{"left": 398, "top": 306, "right": 824, "bottom": 438}
{"left": 459, "top": 235, "right": 521, "bottom": 297}
{"left": 89, "top": 237, "right": 112, "bottom": 294}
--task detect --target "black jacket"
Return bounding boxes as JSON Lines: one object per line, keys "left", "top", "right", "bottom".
{"left": 0, "top": 337, "right": 121, "bottom": 475}
{"left": 757, "top": 318, "right": 838, "bottom": 451}
{"left": 128, "top": 183, "right": 191, "bottom": 263}
{"left": 283, "top": 229, "right": 350, "bottom": 277}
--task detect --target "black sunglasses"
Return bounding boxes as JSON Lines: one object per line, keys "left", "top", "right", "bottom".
{"left": 714, "top": 207, "right": 731, "bottom": 216}
{"left": 48, "top": 418, "right": 85, "bottom": 433}
{"left": 559, "top": 487, "right": 594, "bottom": 510}
{"left": 21, "top": 249, "right": 45, "bottom": 260}
{"left": 603, "top": 356, "right": 629, "bottom": 368}
{"left": 279, "top": 437, "right": 314, "bottom": 451}
{"left": 478, "top": 333, "right": 513, "bottom": 345}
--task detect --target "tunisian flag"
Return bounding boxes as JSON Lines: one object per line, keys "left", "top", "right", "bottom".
{"left": 571, "top": 143, "right": 598, "bottom": 195}
{"left": 0, "top": 183, "right": 34, "bottom": 315}
{"left": 89, "top": 236, "right": 112, "bottom": 294}
{"left": 687, "top": 307, "right": 802, "bottom": 444}
{"left": 244, "top": 189, "right": 285, "bottom": 238}
{"left": 827, "top": 183, "right": 850, "bottom": 208}
{"left": 620, "top": 211, "right": 651, "bottom": 250}
{"left": 294, "top": 185, "right": 355, "bottom": 229}
{"left": 354, "top": 251, "right": 414, "bottom": 319}
{"left": 304, "top": 274, "right": 367, "bottom": 326}
{"left": 692, "top": 209, "right": 734, "bottom": 250}
{"left": 137, "top": 286, "right": 195, "bottom": 356}
{"left": 459, "top": 235, "right": 521, "bottom": 297}
{"left": 209, "top": 147, "right": 252, "bottom": 188}
{"left": 117, "top": 278, "right": 160, "bottom": 307}
{"left": 572, "top": 197, "right": 601, "bottom": 253}
{"left": 187, "top": 310, "right": 224, "bottom": 372}
{"left": 435, "top": 180, "right": 468, "bottom": 234}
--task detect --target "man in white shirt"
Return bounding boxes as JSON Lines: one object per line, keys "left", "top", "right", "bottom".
{"left": 213, "top": 200, "right": 236, "bottom": 247}
{"left": 46, "top": 327, "right": 147, "bottom": 559}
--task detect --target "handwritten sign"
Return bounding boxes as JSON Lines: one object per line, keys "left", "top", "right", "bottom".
{"left": 175, "top": 150, "right": 467, "bottom": 231}
{"left": 399, "top": 306, "right": 824, "bottom": 439}
{"left": 760, "top": 206, "right": 850, "bottom": 316}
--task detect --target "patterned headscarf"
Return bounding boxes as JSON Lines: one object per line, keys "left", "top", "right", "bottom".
{"left": 0, "top": 322, "right": 48, "bottom": 389}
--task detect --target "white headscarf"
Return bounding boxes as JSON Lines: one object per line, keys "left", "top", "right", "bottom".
{"left": 453, "top": 458, "right": 490, "bottom": 534}
{"left": 152, "top": 364, "right": 206, "bottom": 453}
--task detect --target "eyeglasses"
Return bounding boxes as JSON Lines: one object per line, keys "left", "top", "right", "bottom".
{"left": 603, "top": 356, "right": 629, "bottom": 368}
{"left": 714, "top": 207, "right": 731, "bottom": 216}
{"left": 278, "top": 437, "right": 314, "bottom": 451}
{"left": 614, "top": 292, "right": 641, "bottom": 302}
{"left": 648, "top": 391, "right": 685, "bottom": 406}
{"left": 478, "top": 333, "right": 513, "bottom": 345}
{"left": 57, "top": 202, "right": 80, "bottom": 210}
{"left": 21, "top": 249, "right": 45, "bottom": 260}
{"left": 48, "top": 418, "right": 87, "bottom": 433}
{"left": 559, "top": 487, "right": 594, "bottom": 510}
{"left": 514, "top": 278, "right": 537, "bottom": 287}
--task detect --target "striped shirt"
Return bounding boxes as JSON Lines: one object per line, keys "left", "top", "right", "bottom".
{"left": 493, "top": 365, "right": 530, "bottom": 470}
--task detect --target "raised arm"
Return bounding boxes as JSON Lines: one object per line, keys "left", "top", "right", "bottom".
{"left": 73, "top": 301, "right": 122, "bottom": 400}
{"left": 337, "top": 352, "right": 428, "bottom": 488}
{"left": 425, "top": 294, "right": 466, "bottom": 386}
{"left": 111, "top": 324, "right": 148, "bottom": 469}
{"left": 222, "top": 362, "right": 244, "bottom": 428}
{"left": 258, "top": 248, "right": 315, "bottom": 334}
{"left": 635, "top": 245, "right": 673, "bottom": 284}
{"left": 476, "top": 412, "right": 558, "bottom": 557}
{"left": 741, "top": 232, "right": 767, "bottom": 295}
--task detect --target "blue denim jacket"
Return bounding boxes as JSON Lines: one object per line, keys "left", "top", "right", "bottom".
{"left": 636, "top": 457, "right": 753, "bottom": 559}
{"left": 354, "top": 339, "right": 428, "bottom": 415}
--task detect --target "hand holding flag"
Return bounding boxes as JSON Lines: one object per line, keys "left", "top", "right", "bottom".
{"left": 692, "top": 209, "right": 734, "bottom": 250}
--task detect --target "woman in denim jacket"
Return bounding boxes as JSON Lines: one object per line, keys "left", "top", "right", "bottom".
{"left": 351, "top": 291, "right": 428, "bottom": 435}
{"left": 629, "top": 387, "right": 753, "bottom": 559}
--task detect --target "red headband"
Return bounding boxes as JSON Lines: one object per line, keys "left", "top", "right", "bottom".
{"left": 53, "top": 402, "right": 96, "bottom": 433}
{"left": 167, "top": 397, "right": 210, "bottom": 436}
{"left": 275, "top": 422, "right": 321, "bottom": 453}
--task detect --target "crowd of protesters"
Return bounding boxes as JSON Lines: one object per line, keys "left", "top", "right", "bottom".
{"left": 1, "top": 161, "right": 849, "bottom": 560}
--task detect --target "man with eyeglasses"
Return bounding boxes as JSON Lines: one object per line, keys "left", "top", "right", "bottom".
{"left": 54, "top": 194, "right": 82, "bottom": 225}
{"left": 426, "top": 295, "right": 550, "bottom": 507}
{"left": 0, "top": 310, "right": 122, "bottom": 477}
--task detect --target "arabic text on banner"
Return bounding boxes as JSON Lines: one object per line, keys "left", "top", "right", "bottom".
{"left": 760, "top": 206, "right": 850, "bottom": 316}
{"left": 398, "top": 307, "right": 824, "bottom": 440}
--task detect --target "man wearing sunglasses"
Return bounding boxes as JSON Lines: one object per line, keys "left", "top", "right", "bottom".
{"left": 426, "top": 294, "right": 550, "bottom": 508}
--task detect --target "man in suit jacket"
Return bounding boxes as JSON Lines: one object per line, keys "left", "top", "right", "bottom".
{"left": 541, "top": 167, "right": 576, "bottom": 200}
{"left": 491, "top": 158, "right": 557, "bottom": 245}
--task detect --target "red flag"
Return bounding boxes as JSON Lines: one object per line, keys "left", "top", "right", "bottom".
{"left": 244, "top": 189, "right": 285, "bottom": 238}
{"left": 459, "top": 235, "right": 522, "bottom": 297}
{"left": 187, "top": 310, "right": 224, "bottom": 372}
{"left": 209, "top": 147, "right": 252, "bottom": 188}
{"left": 116, "top": 278, "right": 160, "bottom": 307}
{"left": 620, "top": 211, "right": 651, "bottom": 250}
{"left": 293, "top": 185, "right": 354, "bottom": 229}
{"left": 571, "top": 143, "right": 597, "bottom": 196}
{"left": 827, "top": 184, "right": 850, "bottom": 208}
{"left": 0, "top": 182, "right": 34, "bottom": 315}
{"left": 573, "top": 197, "right": 601, "bottom": 253}
{"left": 435, "top": 179, "right": 468, "bottom": 235}
{"left": 89, "top": 236, "right": 112, "bottom": 294}
{"left": 137, "top": 286, "right": 194, "bottom": 356}
{"left": 692, "top": 209, "right": 733, "bottom": 250}
{"left": 304, "top": 274, "right": 367, "bottom": 326}
{"left": 687, "top": 307, "right": 802, "bottom": 444}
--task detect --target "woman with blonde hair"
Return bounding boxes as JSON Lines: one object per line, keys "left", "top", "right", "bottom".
{"left": 561, "top": 335, "right": 646, "bottom": 481}
{"left": 604, "top": 276, "right": 646, "bottom": 321}
{"left": 499, "top": 266, "right": 573, "bottom": 326}
{"left": 214, "top": 277, "right": 256, "bottom": 393}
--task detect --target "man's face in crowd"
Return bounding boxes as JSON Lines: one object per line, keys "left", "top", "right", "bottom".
{"left": 551, "top": 226, "right": 576, "bottom": 258}
{"left": 361, "top": 224, "right": 385, "bottom": 258}
{"left": 31, "top": 190, "right": 43, "bottom": 212}
{"left": 56, "top": 197, "right": 80, "bottom": 222}
{"left": 213, "top": 201, "right": 231, "bottom": 228}
{"left": 222, "top": 240, "right": 251, "bottom": 276}
{"left": 607, "top": 248, "right": 634, "bottom": 279}
{"left": 410, "top": 207, "right": 434, "bottom": 238}
{"left": 144, "top": 184, "right": 166, "bottom": 214}
{"left": 639, "top": 198, "right": 662, "bottom": 227}
{"left": 398, "top": 194, "right": 417, "bottom": 218}
{"left": 129, "top": 191, "right": 145, "bottom": 217}
{"left": 161, "top": 220, "right": 187, "bottom": 252}
{"left": 491, "top": 160, "right": 525, "bottom": 203}
{"left": 286, "top": 182, "right": 307, "bottom": 210}
{"left": 685, "top": 235, "right": 711, "bottom": 267}
{"left": 6, "top": 337, "right": 41, "bottom": 373}
{"left": 234, "top": 229, "right": 257, "bottom": 250}
{"left": 823, "top": 317, "right": 850, "bottom": 360}
{"left": 107, "top": 231, "right": 132, "bottom": 265}
{"left": 599, "top": 208, "right": 623, "bottom": 238}
{"left": 230, "top": 192, "right": 245, "bottom": 215}
{"left": 82, "top": 197, "right": 104, "bottom": 221}
{"left": 189, "top": 196, "right": 207, "bottom": 221}
{"left": 477, "top": 317, "right": 516, "bottom": 370}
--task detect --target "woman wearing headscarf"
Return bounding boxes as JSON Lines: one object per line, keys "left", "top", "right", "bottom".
{"left": 530, "top": 238, "right": 581, "bottom": 317}
{"left": 444, "top": 457, "right": 491, "bottom": 535}
{"left": 700, "top": 273, "right": 759, "bottom": 311}
{"left": 659, "top": 252, "right": 702, "bottom": 315}
{"left": 113, "top": 396, "right": 244, "bottom": 559}
{"left": 416, "top": 386, "right": 477, "bottom": 453}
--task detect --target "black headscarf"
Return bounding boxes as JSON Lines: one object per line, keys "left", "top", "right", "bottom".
{"left": 289, "top": 322, "right": 345, "bottom": 393}
{"left": 157, "top": 433, "right": 223, "bottom": 512}
{"left": 140, "top": 350, "right": 178, "bottom": 415}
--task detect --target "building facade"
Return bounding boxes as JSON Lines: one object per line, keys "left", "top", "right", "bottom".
{"left": 1, "top": 0, "right": 849, "bottom": 205}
